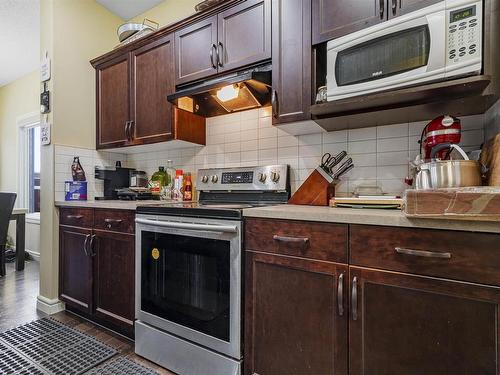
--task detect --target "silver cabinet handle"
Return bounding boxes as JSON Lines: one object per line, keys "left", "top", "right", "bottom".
{"left": 271, "top": 90, "right": 279, "bottom": 118}
{"left": 105, "top": 218, "right": 123, "bottom": 229}
{"left": 217, "top": 42, "right": 224, "bottom": 67}
{"left": 125, "top": 121, "right": 130, "bottom": 140}
{"left": 66, "top": 215, "right": 83, "bottom": 220}
{"left": 392, "top": 0, "right": 397, "bottom": 14}
{"left": 380, "top": 0, "right": 385, "bottom": 18}
{"left": 89, "top": 234, "right": 96, "bottom": 257}
{"left": 273, "top": 235, "right": 309, "bottom": 244}
{"left": 337, "top": 273, "right": 344, "bottom": 317}
{"left": 83, "top": 234, "right": 90, "bottom": 256}
{"left": 210, "top": 43, "right": 217, "bottom": 69}
{"left": 351, "top": 276, "right": 358, "bottom": 321}
{"left": 128, "top": 120, "right": 134, "bottom": 140}
{"left": 395, "top": 247, "right": 452, "bottom": 259}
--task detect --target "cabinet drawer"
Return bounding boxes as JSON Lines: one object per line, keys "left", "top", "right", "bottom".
{"left": 59, "top": 208, "right": 93, "bottom": 228}
{"left": 245, "top": 218, "right": 347, "bottom": 263}
{"left": 350, "top": 225, "right": 500, "bottom": 286}
{"left": 94, "top": 209, "right": 135, "bottom": 234}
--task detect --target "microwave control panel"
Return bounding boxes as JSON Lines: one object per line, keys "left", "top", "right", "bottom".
{"left": 446, "top": 2, "right": 482, "bottom": 65}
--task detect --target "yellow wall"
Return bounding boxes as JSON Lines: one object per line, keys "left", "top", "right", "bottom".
{"left": 130, "top": 0, "right": 199, "bottom": 27}
{"left": 0, "top": 71, "right": 39, "bottom": 192}
{"left": 51, "top": 0, "right": 123, "bottom": 148}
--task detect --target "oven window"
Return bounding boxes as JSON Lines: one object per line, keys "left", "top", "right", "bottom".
{"left": 141, "top": 231, "right": 231, "bottom": 342}
{"left": 335, "top": 25, "right": 430, "bottom": 86}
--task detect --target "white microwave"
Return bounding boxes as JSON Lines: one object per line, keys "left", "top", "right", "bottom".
{"left": 326, "top": 0, "right": 482, "bottom": 101}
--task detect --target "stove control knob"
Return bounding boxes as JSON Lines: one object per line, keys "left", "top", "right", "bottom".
{"left": 271, "top": 171, "right": 280, "bottom": 182}
{"left": 201, "top": 175, "right": 209, "bottom": 183}
{"left": 258, "top": 173, "right": 267, "bottom": 183}
{"left": 211, "top": 175, "right": 219, "bottom": 183}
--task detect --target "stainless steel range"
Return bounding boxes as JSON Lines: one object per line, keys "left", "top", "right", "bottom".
{"left": 135, "top": 165, "right": 290, "bottom": 375}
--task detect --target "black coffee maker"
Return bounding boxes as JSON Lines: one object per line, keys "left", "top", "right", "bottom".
{"left": 94, "top": 162, "right": 135, "bottom": 200}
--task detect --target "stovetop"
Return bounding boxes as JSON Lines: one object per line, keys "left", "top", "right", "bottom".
{"left": 136, "top": 200, "right": 281, "bottom": 220}
{"left": 136, "top": 165, "right": 291, "bottom": 220}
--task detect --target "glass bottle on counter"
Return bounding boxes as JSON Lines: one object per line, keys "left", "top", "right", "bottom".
{"left": 150, "top": 166, "right": 167, "bottom": 197}
{"left": 183, "top": 172, "right": 193, "bottom": 201}
{"left": 163, "top": 160, "right": 176, "bottom": 200}
{"left": 174, "top": 169, "right": 184, "bottom": 201}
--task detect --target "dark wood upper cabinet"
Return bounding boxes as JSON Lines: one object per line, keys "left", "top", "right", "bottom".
{"left": 388, "top": 0, "right": 441, "bottom": 18}
{"left": 96, "top": 55, "right": 130, "bottom": 148}
{"left": 174, "top": 16, "right": 218, "bottom": 86}
{"left": 93, "top": 230, "right": 135, "bottom": 335}
{"left": 349, "top": 266, "right": 500, "bottom": 375}
{"left": 245, "top": 251, "right": 348, "bottom": 375}
{"left": 174, "top": 0, "right": 271, "bottom": 85}
{"left": 130, "top": 35, "right": 175, "bottom": 144}
{"left": 217, "top": 0, "right": 271, "bottom": 73}
{"left": 312, "top": 0, "right": 387, "bottom": 44}
{"left": 59, "top": 225, "right": 93, "bottom": 313}
{"left": 271, "top": 0, "right": 312, "bottom": 124}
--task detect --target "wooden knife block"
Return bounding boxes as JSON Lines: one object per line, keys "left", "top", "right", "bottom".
{"left": 288, "top": 168, "right": 336, "bottom": 206}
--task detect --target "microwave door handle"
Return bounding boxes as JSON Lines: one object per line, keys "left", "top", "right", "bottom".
{"left": 135, "top": 218, "right": 238, "bottom": 233}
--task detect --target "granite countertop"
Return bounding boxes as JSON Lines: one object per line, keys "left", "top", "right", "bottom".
{"left": 55, "top": 200, "right": 163, "bottom": 210}
{"left": 242, "top": 205, "right": 500, "bottom": 234}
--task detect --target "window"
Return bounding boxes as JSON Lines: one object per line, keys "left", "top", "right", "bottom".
{"left": 18, "top": 113, "right": 41, "bottom": 213}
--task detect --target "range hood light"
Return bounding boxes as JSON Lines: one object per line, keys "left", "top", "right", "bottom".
{"left": 216, "top": 84, "right": 240, "bottom": 102}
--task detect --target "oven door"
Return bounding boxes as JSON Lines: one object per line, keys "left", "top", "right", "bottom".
{"left": 327, "top": 1, "right": 446, "bottom": 101}
{"left": 135, "top": 214, "right": 242, "bottom": 359}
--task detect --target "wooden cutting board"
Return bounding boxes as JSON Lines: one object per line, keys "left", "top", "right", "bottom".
{"left": 480, "top": 133, "right": 500, "bottom": 186}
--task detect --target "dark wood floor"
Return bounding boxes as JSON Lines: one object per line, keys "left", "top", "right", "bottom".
{"left": 0, "top": 260, "right": 46, "bottom": 332}
{"left": 0, "top": 260, "right": 175, "bottom": 374}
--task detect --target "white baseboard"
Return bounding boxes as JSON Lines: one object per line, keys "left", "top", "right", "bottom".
{"left": 26, "top": 249, "right": 40, "bottom": 261}
{"left": 36, "top": 295, "right": 65, "bottom": 315}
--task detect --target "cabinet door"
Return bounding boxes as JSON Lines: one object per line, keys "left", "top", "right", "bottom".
{"left": 389, "top": 0, "right": 441, "bottom": 18}
{"left": 92, "top": 230, "right": 135, "bottom": 335}
{"left": 271, "top": 0, "right": 312, "bottom": 124}
{"left": 245, "top": 251, "right": 348, "bottom": 375}
{"left": 217, "top": 0, "right": 271, "bottom": 73}
{"left": 131, "top": 34, "right": 175, "bottom": 145}
{"left": 96, "top": 54, "right": 130, "bottom": 149}
{"left": 312, "top": 0, "right": 387, "bottom": 44}
{"left": 349, "top": 266, "right": 500, "bottom": 375}
{"left": 174, "top": 16, "right": 218, "bottom": 85}
{"left": 59, "top": 225, "right": 93, "bottom": 313}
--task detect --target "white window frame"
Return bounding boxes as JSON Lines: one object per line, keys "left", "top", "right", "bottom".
{"left": 17, "top": 111, "right": 41, "bottom": 210}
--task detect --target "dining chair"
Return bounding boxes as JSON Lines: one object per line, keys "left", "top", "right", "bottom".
{"left": 0, "top": 193, "right": 17, "bottom": 277}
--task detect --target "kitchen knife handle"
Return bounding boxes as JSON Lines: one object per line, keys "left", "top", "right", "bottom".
{"left": 351, "top": 276, "right": 358, "bottom": 321}
{"left": 395, "top": 247, "right": 452, "bottom": 259}
{"left": 217, "top": 42, "right": 224, "bottom": 67}
{"left": 272, "top": 90, "right": 279, "bottom": 118}
{"left": 210, "top": 44, "right": 217, "bottom": 69}
{"left": 337, "top": 273, "right": 344, "bottom": 317}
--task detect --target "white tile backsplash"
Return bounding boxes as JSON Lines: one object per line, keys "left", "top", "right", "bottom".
{"left": 54, "top": 110, "right": 486, "bottom": 198}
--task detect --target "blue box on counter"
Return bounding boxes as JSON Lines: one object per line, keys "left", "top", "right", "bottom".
{"left": 65, "top": 181, "right": 88, "bottom": 201}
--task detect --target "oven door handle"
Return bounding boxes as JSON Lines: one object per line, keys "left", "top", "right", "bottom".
{"left": 135, "top": 218, "right": 238, "bottom": 233}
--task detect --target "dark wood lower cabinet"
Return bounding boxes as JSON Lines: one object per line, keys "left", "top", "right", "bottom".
{"left": 59, "top": 208, "right": 135, "bottom": 338}
{"left": 349, "top": 266, "right": 500, "bottom": 375}
{"left": 245, "top": 251, "right": 348, "bottom": 375}
{"left": 93, "top": 230, "right": 135, "bottom": 336}
{"left": 59, "top": 225, "right": 93, "bottom": 313}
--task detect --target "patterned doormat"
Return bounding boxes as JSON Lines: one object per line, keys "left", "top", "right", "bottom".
{"left": 0, "top": 318, "right": 156, "bottom": 375}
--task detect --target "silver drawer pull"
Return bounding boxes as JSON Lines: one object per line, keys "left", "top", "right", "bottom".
{"left": 395, "top": 247, "right": 452, "bottom": 259}
{"left": 273, "top": 235, "right": 309, "bottom": 244}
{"left": 66, "top": 215, "right": 83, "bottom": 220}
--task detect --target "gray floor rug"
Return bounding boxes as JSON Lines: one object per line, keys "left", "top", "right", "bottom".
{"left": 85, "top": 356, "right": 158, "bottom": 375}
{"left": 0, "top": 318, "right": 117, "bottom": 374}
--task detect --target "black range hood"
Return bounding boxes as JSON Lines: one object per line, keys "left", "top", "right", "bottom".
{"left": 167, "top": 64, "right": 272, "bottom": 117}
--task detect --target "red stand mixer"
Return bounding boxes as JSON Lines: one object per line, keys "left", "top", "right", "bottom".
{"left": 420, "top": 115, "right": 461, "bottom": 161}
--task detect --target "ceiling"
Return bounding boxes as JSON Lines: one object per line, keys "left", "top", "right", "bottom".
{"left": 0, "top": 0, "right": 40, "bottom": 87}
{"left": 96, "top": 0, "right": 164, "bottom": 20}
